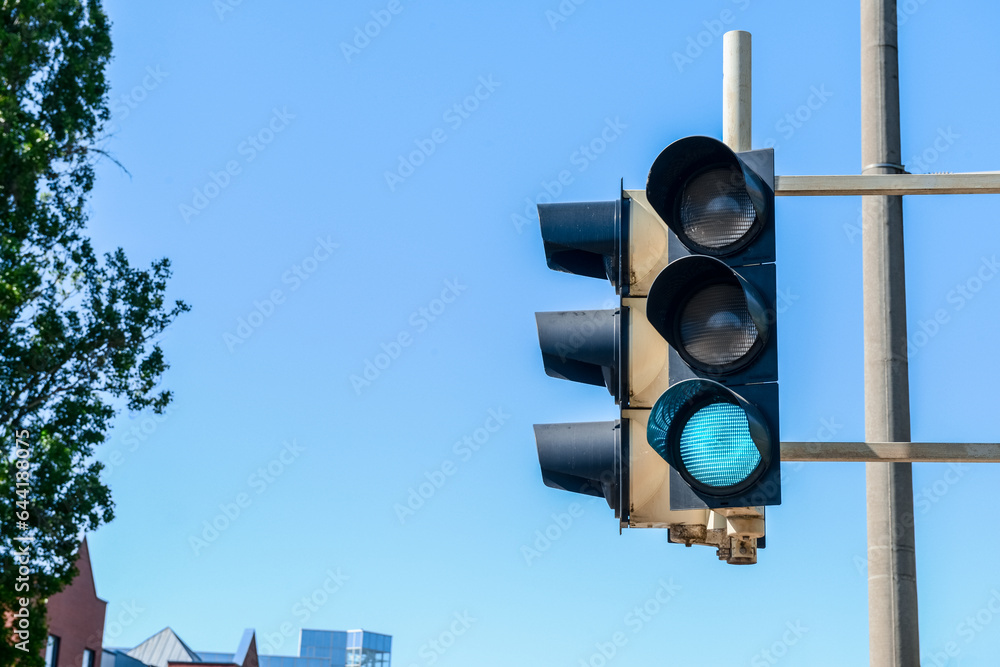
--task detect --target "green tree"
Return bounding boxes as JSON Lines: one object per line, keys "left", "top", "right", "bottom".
{"left": 0, "top": 2, "right": 188, "bottom": 663}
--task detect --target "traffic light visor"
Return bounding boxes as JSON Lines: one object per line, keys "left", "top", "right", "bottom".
{"left": 646, "top": 256, "right": 770, "bottom": 376}
{"left": 646, "top": 136, "right": 769, "bottom": 257}
{"left": 534, "top": 421, "right": 620, "bottom": 510}
{"left": 647, "top": 379, "right": 771, "bottom": 496}
{"left": 538, "top": 200, "right": 621, "bottom": 285}
{"left": 535, "top": 309, "right": 619, "bottom": 399}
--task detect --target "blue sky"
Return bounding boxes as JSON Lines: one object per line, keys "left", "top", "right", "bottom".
{"left": 85, "top": 1, "right": 1000, "bottom": 665}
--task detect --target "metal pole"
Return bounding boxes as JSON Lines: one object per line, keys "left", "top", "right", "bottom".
{"left": 861, "top": 0, "right": 920, "bottom": 663}
{"left": 782, "top": 441, "right": 1000, "bottom": 463}
{"left": 775, "top": 172, "right": 1000, "bottom": 196}
{"left": 719, "top": 30, "right": 764, "bottom": 561}
{"left": 723, "top": 31, "right": 752, "bottom": 152}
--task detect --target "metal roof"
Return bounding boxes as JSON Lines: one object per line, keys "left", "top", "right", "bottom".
{"left": 126, "top": 628, "right": 201, "bottom": 667}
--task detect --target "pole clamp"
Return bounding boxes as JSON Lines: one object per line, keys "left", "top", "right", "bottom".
{"left": 861, "top": 162, "right": 908, "bottom": 174}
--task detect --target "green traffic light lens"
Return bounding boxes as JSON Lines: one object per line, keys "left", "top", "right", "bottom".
{"left": 678, "top": 401, "right": 761, "bottom": 488}
{"left": 679, "top": 283, "right": 759, "bottom": 367}
{"left": 680, "top": 166, "right": 756, "bottom": 250}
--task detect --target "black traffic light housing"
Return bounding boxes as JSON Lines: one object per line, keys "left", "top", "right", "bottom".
{"left": 531, "top": 136, "right": 779, "bottom": 533}
{"left": 647, "top": 379, "right": 780, "bottom": 510}
{"left": 644, "top": 137, "right": 780, "bottom": 510}
{"left": 646, "top": 136, "right": 774, "bottom": 266}
{"left": 646, "top": 256, "right": 777, "bottom": 386}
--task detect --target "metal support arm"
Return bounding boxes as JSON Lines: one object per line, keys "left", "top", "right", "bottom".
{"left": 775, "top": 172, "right": 1000, "bottom": 196}
{"left": 781, "top": 441, "right": 1000, "bottom": 462}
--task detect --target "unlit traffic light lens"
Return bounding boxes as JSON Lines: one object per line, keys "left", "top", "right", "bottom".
{"left": 680, "top": 166, "right": 757, "bottom": 251}
{"left": 678, "top": 401, "right": 761, "bottom": 488}
{"left": 679, "top": 284, "right": 759, "bottom": 367}
{"left": 646, "top": 256, "right": 771, "bottom": 377}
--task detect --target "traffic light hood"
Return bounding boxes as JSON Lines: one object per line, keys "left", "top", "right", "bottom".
{"left": 538, "top": 199, "right": 622, "bottom": 287}
{"left": 646, "top": 255, "right": 772, "bottom": 377}
{"left": 646, "top": 379, "right": 776, "bottom": 505}
{"left": 534, "top": 421, "right": 621, "bottom": 510}
{"left": 535, "top": 309, "right": 620, "bottom": 400}
{"left": 646, "top": 136, "right": 771, "bottom": 260}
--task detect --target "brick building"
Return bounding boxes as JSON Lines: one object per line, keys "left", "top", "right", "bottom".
{"left": 44, "top": 537, "right": 107, "bottom": 667}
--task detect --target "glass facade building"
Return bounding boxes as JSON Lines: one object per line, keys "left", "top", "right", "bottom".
{"left": 258, "top": 630, "right": 390, "bottom": 667}
{"left": 346, "top": 630, "right": 391, "bottom": 667}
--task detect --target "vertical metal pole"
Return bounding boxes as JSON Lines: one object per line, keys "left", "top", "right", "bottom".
{"left": 861, "top": 0, "right": 920, "bottom": 664}
{"left": 723, "top": 31, "right": 752, "bottom": 152}
{"left": 721, "top": 31, "right": 765, "bottom": 556}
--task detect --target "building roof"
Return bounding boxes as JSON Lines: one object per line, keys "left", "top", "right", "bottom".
{"left": 75, "top": 537, "right": 107, "bottom": 602}
{"left": 127, "top": 627, "right": 201, "bottom": 667}
{"left": 232, "top": 629, "right": 258, "bottom": 667}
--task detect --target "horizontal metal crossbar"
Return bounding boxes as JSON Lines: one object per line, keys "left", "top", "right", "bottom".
{"left": 781, "top": 441, "right": 1000, "bottom": 462}
{"left": 775, "top": 173, "right": 1000, "bottom": 196}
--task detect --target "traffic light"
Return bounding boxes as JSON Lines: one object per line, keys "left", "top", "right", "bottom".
{"left": 533, "top": 194, "right": 628, "bottom": 523}
{"left": 531, "top": 137, "right": 779, "bottom": 563}
{"left": 643, "top": 136, "right": 780, "bottom": 510}
{"left": 532, "top": 191, "right": 706, "bottom": 532}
